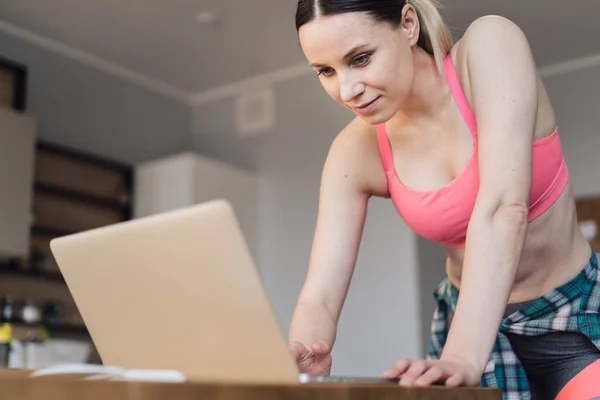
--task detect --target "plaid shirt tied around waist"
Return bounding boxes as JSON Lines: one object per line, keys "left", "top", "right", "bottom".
{"left": 427, "top": 249, "right": 600, "bottom": 400}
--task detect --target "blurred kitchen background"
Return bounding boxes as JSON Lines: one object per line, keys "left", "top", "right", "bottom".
{"left": 1, "top": 0, "right": 600, "bottom": 375}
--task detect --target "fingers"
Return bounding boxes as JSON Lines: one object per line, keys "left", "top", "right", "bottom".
{"left": 445, "top": 371, "right": 465, "bottom": 387}
{"left": 384, "top": 359, "right": 468, "bottom": 388}
{"left": 311, "top": 340, "right": 331, "bottom": 356}
{"left": 382, "top": 358, "right": 412, "bottom": 379}
{"left": 399, "top": 360, "right": 429, "bottom": 386}
{"left": 290, "top": 341, "right": 317, "bottom": 374}
{"left": 414, "top": 366, "right": 443, "bottom": 387}
{"left": 310, "top": 341, "right": 332, "bottom": 375}
{"left": 289, "top": 341, "right": 310, "bottom": 363}
{"left": 290, "top": 340, "right": 334, "bottom": 375}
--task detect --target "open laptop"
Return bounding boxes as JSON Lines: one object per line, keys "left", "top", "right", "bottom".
{"left": 49, "top": 199, "right": 398, "bottom": 385}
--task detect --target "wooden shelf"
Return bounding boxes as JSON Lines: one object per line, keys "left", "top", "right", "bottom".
{"left": 31, "top": 140, "right": 134, "bottom": 238}
{"left": 31, "top": 225, "right": 74, "bottom": 239}
{"left": 9, "top": 321, "right": 89, "bottom": 337}
{"left": 37, "top": 139, "right": 133, "bottom": 175}
{"left": 38, "top": 322, "right": 88, "bottom": 335}
{"left": 0, "top": 263, "right": 64, "bottom": 283}
{"left": 0, "top": 140, "right": 132, "bottom": 348}
{"left": 47, "top": 323, "right": 88, "bottom": 335}
{"left": 34, "top": 182, "right": 128, "bottom": 211}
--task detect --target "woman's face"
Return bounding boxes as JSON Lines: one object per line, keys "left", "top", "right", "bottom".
{"left": 298, "top": 8, "right": 420, "bottom": 125}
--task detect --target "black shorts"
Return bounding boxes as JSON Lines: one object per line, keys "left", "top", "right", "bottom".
{"left": 504, "top": 301, "right": 600, "bottom": 399}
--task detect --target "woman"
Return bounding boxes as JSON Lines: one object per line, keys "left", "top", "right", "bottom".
{"left": 288, "top": 0, "right": 600, "bottom": 398}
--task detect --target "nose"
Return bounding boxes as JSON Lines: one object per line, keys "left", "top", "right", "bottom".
{"left": 339, "top": 74, "right": 365, "bottom": 103}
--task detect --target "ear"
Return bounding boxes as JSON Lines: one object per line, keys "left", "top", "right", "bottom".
{"left": 401, "top": 4, "right": 421, "bottom": 47}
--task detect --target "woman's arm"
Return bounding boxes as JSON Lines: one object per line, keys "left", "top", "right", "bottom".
{"left": 441, "top": 16, "right": 538, "bottom": 376}
{"left": 289, "top": 119, "right": 383, "bottom": 353}
{"left": 384, "top": 16, "right": 539, "bottom": 387}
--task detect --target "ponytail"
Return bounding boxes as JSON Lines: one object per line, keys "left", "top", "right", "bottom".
{"left": 407, "top": 0, "right": 454, "bottom": 72}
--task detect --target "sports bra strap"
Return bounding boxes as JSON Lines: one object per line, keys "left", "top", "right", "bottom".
{"left": 376, "top": 124, "right": 395, "bottom": 173}
{"left": 443, "top": 54, "right": 478, "bottom": 136}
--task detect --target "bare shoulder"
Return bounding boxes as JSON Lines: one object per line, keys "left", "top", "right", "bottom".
{"left": 452, "top": 15, "right": 556, "bottom": 135}
{"left": 325, "top": 117, "right": 389, "bottom": 198}
{"left": 459, "top": 15, "right": 532, "bottom": 57}
{"left": 451, "top": 15, "right": 534, "bottom": 75}
{"left": 331, "top": 117, "right": 377, "bottom": 156}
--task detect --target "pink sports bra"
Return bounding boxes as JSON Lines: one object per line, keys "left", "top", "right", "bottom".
{"left": 376, "top": 53, "right": 569, "bottom": 248}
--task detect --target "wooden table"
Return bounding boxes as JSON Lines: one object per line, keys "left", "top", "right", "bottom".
{"left": 0, "top": 369, "right": 502, "bottom": 400}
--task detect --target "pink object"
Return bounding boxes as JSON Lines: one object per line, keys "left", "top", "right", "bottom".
{"left": 555, "top": 359, "right": 600, "bottom": 400}
{"left": 376, "top": 53, "right": 569, "bottom": 248}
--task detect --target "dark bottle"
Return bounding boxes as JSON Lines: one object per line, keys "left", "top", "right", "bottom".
{"left": 0, "top": 296, "right": 14, "bottom": 323}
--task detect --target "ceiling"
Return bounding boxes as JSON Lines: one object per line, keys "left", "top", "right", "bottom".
{"left": 1, "top": 0, "right": 599, "bottom": 102}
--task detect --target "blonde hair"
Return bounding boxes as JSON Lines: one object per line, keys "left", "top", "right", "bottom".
{"left": 407, "top": 0, "right": 454, "bottom": 72}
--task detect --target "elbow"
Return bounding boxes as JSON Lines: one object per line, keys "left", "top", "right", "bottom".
{"left": 495, "top": 202, "right": 529, "bottom": 221}
{"left": 493, "top": 202, "right": 529, "bottom": 237}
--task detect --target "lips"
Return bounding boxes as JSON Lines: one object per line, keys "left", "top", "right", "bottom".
{"left": 352, "top": 96, "right": 381, "bottom": 116}
{"left": 355, "top": 97, "right": 380, "bottom": 109}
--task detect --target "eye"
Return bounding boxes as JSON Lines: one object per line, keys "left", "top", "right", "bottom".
{"left": 318, "top": 67, "right": 335, "bottom": 77}
{"left": 352, "top": 53, "right": 372, "bottom": 67}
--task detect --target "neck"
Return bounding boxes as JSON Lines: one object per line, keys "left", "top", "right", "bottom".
{"left": 390, "top": 49, "right": 451, "bottom": 127}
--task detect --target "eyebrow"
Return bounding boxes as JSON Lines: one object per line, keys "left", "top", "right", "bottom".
{"left": 310, "top": 44, "right": 371, "bottom": 68}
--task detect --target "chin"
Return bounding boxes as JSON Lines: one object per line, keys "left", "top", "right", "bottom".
{"left": 356, "top": 114, "right": 384, "bottom": 125}
{"left": 355, "top": 109, "right": 395, "bottom": 126}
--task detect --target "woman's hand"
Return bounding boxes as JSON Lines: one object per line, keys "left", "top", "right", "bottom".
{"left": 382, "top": 355, "right": 482, "bottom": 387}
{"left": 289, "top": 340, "right": 333, "bottom": 376}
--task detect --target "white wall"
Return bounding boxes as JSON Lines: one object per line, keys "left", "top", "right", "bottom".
{"left": 415, "top": 237, "right": 447, "bottom": 357}
{"left": 133, "top": 152, "right": 259, "bottom": 256}
{"left": 192, "top": 155, "right": 259, "bottom": 256}
{"left": 542, "top": 66, "right": 600, "bottom": 197}
{"left": 133, "top": 153, "right": 197, "bottom": 216}
{"left": 0, "top": 31, "right": 192, "bottom": 165}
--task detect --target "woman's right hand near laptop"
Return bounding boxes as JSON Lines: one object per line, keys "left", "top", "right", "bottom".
{"left": 288, "top": 299, "right": 338, "bottom": 375}
{"left": 289, "top": 340, "right": 333, "bottom": 375}
{"left": 288, "top": 121, "right": 378, "bottom": 376}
